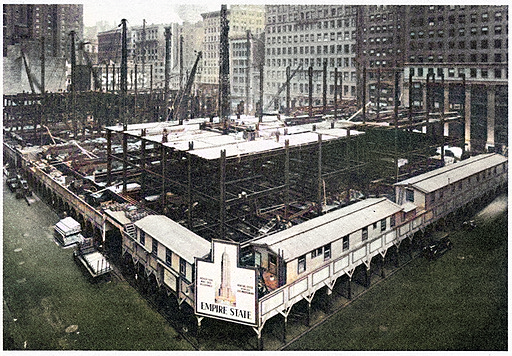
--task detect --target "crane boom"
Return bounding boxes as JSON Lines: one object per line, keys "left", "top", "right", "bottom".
{"left": 21, "top": 49, "right": 42, "bottom": 93}
{"left": 264, "top": 64, "right": 302, "bottom": 112}
{"left": 171, "top": 51, "right": 202, "bottom": 121}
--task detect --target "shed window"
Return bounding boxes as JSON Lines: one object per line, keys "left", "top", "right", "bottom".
{"left": 140, "top": 230, "right": 145, "bottom": 246}
{"left": 406, "top": 189, "right": 414, "bottom": 202}
{"left": 179, "top": 258, "right": 186, "bottom": 277}
{"left": 324, "top": 244, "right": 331, "bottom": 260}
{"left": 342, "top": 236, "right": 349, "bottom": 251}
{"left": 298, "top": 255, "right": 306, "bottom": 274}
{"left": 311, "top": 247, "right": 323, "bottom": 258}
{"left": 380, "top": 218, "right": 386, "bottom": 232}
{"left": 390, "top": 215, "right": 396, "bottom": 227}
{"left": 152, "top": 239, "right": 158, "bottom": 256}
{"left": 362, "top": 226, "right": 368, "bottom": 241}
{"left": 165, "top": 248, "right": 172, "bottom": 267}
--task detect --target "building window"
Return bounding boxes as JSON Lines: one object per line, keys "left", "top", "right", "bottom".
{"left": 494, "top": 39, "right": 502, "bottom": 49}
{"left": 152, "top": 239, "right": 158, "bottom": 256}
{"left": 380, "top": 218, "right": 387, "bottom": 232}
{"left": 140, "top": 230, "right": 145, "bottom": 246}
{"left": 390, "top": 215, "right": 396, "bottom": 228}
{"left": 494, "top": 69, "right": 502, "bottom": 79}
{"left": 481, "top": 40, "right": 488, "bottom": 49}
{"left": 406, "top": 189, "right": 414, "bottom": 202}
{"left": 481, "top": 69, "right": 488, "bottom": 78}
{"left": 494, "top": 26, "right": 502, "bottom": 35}
{"left": 324, "top": 244, "right": 331, "bottom": 261}
{"left": 298, "top": 255, "right": 306, "bottom": 274}
{"left": 311, "top": 247, "right": 322, "bottom": 258}
{"left": 165, "top": 248, "right": 172, "bottom": 267}
{"left": 362, "top": 226, "right": 368, "bottom": 241}
{"left": 342, "top": 236, "right": 349, "bottom": 251}
{"left": 179, "top": 258, "right": 186, "bottom": 277}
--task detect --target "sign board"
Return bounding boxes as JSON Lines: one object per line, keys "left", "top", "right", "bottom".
{"left": 195, "top": 240, "right": 257, "bottom": 326}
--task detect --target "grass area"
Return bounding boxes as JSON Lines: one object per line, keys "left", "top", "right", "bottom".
{"left": 286, "top": 206, "right": 507, "bottom": 351}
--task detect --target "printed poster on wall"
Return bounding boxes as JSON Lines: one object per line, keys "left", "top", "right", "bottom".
{"left": 195, "top": 240, "right": 257, "bottom": 326}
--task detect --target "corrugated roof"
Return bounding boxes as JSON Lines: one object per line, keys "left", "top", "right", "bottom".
{"left": 394, "top": 154, "right": 507, "bottom": 193}
{"left": 134, "top": 215, "right": 210, "bottom": 264}
{"left": 252, "top": 198, "right": 403, "bottom": 262}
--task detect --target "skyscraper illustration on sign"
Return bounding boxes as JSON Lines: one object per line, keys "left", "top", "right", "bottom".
{"left": 215, "top": 249, "right": 236, "bottom": 306}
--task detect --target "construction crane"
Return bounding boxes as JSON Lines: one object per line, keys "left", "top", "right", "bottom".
{"left": 264, "top": 64, "right": 303, "bottom": 112}
{"left": 170, "top": 51, "right": 202, "bottom": 122}
{"left": 20, "top": 48, "right": 42, "bottom": 94}
{"left": 78, "top": 41, "right": 101, "bottom": 91}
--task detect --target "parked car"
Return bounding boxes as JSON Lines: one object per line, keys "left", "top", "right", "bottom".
{"left": 422, "top": 235, "right": 453, "bottom": 261}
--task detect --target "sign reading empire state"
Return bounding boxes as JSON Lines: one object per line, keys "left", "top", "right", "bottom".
{"left": 195, "top": 240, "right": 257, "bottom": 326}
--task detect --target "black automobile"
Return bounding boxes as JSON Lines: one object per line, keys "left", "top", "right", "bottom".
{"left": 422, "top": 235, "right": 453, "bottom": 261}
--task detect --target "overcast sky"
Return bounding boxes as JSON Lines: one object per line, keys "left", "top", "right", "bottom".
{"left": 83, "top": 1, "right": 248, "bottom": 28}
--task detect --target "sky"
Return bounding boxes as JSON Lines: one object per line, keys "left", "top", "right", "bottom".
{"left": 83, "top": 0, "right": 243, "bottom": 27}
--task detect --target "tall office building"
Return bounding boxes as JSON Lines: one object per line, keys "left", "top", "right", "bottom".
{"left": 356, "top": 5, "right": 508, "bottom": 152}
{"left": 264, "top": 5, "right": 358, "bottom": 112}
{"left": 3, "top": 4, "right": 83, "bottom": 58}
{"left": 199, "top": 5, "right": 265, "bottom": 100}
{"left": 403, "top": 5, "right": 508, "bottom": 152}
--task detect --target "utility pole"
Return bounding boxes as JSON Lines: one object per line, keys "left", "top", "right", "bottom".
{"left": 164, "top": 27, "right": 172, "bottom": 121}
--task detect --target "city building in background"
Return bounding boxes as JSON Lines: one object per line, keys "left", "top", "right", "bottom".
{"left": 3, "top": 4, "right": 83, "bottom": 94}
{"left": 264, "top": 5, "right": 358, "bottom": 112}
{"left": 199, "top": 5, "right": 265, "bottom": 108}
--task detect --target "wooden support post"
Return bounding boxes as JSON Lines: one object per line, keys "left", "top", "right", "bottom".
{"left": 306, "top": 301, "right": 311, "bottom": 327}
{"left": 196, "top": 316, "right": 203, "bottom": 339}
{"left": 365, "top": 267, "right": 371, "bottom": 288}
{"left": 325, "top": 288, "right": 333, "bottom": 313}
{"left": 282, "top": 316, "right": 287, "bottom": 344}
{"left": 381, "top": 256, "right": 386, "bottom": 278}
